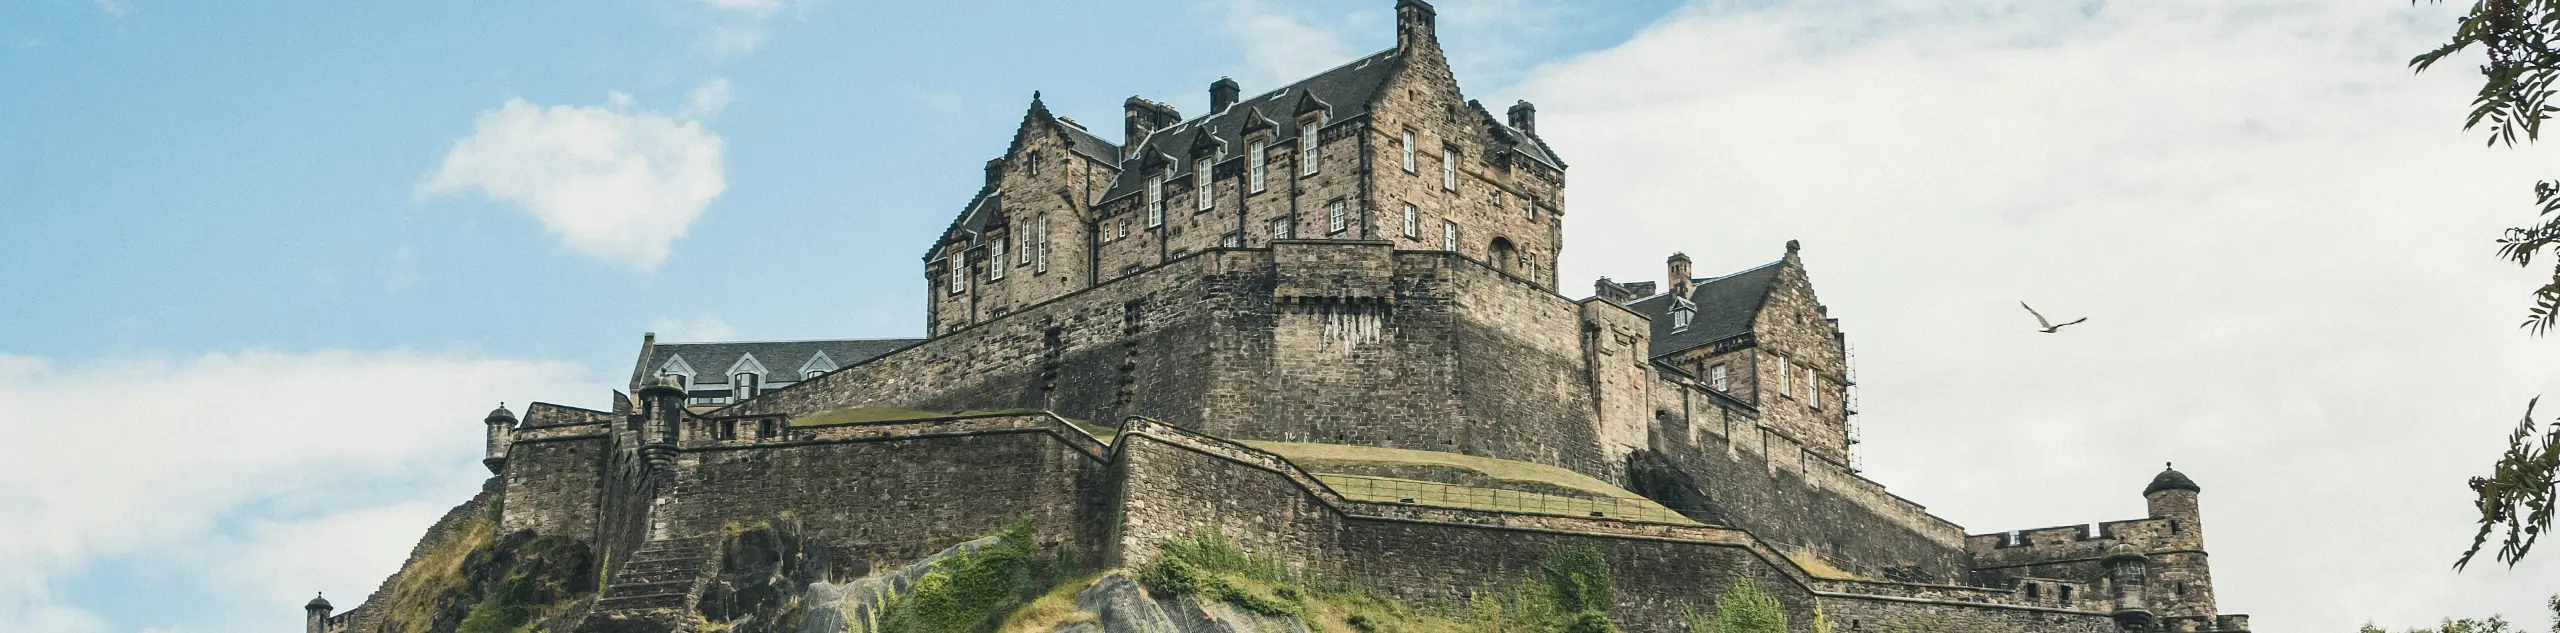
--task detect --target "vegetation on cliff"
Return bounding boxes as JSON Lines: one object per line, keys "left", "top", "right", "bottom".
{"left": 364, "top": 498, "right": 597, "bottom": 633}
{"left": 873, "top": 521, "right": 1054, "bottom": 633}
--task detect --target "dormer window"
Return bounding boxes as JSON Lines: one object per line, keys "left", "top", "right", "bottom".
{"left": 1145, "top": 174, "right": 1165, "bottom": 227}
{"left": 1401, "top": 130, "right": 1417, "bottom": 172}
{"left": 1672, "top": 306, "right": 1693, "bottom": 331}
{"left": 1248, "top": 139, "right": 1268, "bottom": 192}
{"left": 732, "top": 372, "right": 761, "bottom": 401}
{"left": 1299, "top": 120, "right": 1321, "bottom": 175}
{"left": 1195, "top": 159, "right": 1214, "bottom": 211}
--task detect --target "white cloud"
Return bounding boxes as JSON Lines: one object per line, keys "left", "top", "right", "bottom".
{"left": 1217, "top": 0, "right": 1357, "bottom": 86}
{"left": 650, "top": 314, "right": 739, "bottom": 342}
{"left": 682, "top": 77, "right": 735, "bottom": 119}
{"left": 422, "top": 94, "right": 727, "bottom": 270}
{"left": 0, "top": 350, "right": 593, "bottom": 632}
{"left": 1524, "top": 0, "right": 2560, "bottom": 628}
{"left": 91, "top": 0, "right": 129, "bottom": 18}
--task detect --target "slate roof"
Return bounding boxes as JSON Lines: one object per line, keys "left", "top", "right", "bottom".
{"left": 1623, "top": 259, "right": 1785, "bottom": 359}
{"left": 1058, "top": 119, "right": 1121, "bottom": 165}
{"left": 1095, "top": 48, "right": 1408, "bottom": 205}
{"left": 643, "top": 338, "right": 922, "bottom": 387}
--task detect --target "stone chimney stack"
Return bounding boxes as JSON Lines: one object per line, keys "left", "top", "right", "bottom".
{"left": 1210, "top": 77, "right": 1241, "bottom": 113}
{"left": 1123, "top": 96, "right": 1182, "bottom": 149}
{"left": 1666, "top": 252, "right": 1693, "bottom": 297}
{"left": 1508, "top": 100, "right": 1536, "bottom": 135}
{"left": 983, "top": 157, "right": 1005, "bottom": 185}
{"left": 1396, "top": 0, "right": 1438, "bottom": 53}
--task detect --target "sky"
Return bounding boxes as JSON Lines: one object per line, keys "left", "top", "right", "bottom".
{"left": 1, "top": 0, "right": 2554, "bottom": 631}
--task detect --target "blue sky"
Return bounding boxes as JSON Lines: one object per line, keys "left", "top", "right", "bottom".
{"left": 8, "top": 0, "right": 2560, "bottom": 631}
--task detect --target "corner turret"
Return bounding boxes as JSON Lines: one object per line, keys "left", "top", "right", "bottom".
{"left": 304, "top": 593, "right": 333, "bottom": 633}
{"left": 483, "top": 403, "right": 516, "bottom": 474}
{"left": 2142, "top": 463, "right": 2220, "bottom": 626}
{"left": 636, "top": 375, "right": 688, "bottom": 471}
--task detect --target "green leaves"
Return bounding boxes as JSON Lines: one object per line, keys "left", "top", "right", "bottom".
{"left": 2414, "top": 0, "right": 2560, "bottom": 335}
{"left": 2457, "top": 397, "right": 2560, "bottom": 570}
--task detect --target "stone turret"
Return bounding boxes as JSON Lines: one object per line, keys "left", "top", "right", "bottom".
{"left": 304, "top": 593, "right": 333, "bottom": 633}
{"left": 1666, "top": 252, "right": 1693, "bottom": 297}
{"left": 636, "top": 375, "right": 687, "bottom": 471}
{"left": 2104, "top": 543, "right": 2152, "bottom": 630}
{"left": 2143, "top": 463, "right": 2218, "bottom": 624}
{"left": 483, "top": 403, "right": 516, "bottom": 474}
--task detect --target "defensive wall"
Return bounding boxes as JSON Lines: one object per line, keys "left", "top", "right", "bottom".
{"left": 728, "top": 240, "right": 1614, "bottom": 476}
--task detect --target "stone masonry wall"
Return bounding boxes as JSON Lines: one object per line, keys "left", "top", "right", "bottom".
{"left": 1744, "top": 251, "right": 1851, "bottom": 464}
{"left": 1646, "top": 373, "right": 1971, "bottom": 582}
{"left": 1367, "top": 22, "right": 1565, "bottom": 290}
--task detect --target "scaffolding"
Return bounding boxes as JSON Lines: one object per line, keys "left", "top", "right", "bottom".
{"left": 1844, "top": 341, "right": 1864, "bottom": 475}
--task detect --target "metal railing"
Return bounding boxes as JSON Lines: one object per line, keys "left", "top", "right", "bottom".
{"left": 1314, "top": 474, "right": 1702, "bottom": 525}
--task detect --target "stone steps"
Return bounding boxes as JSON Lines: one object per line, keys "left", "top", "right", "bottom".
{"left": 592, "top": 536, "right": 717, "bottom": 614}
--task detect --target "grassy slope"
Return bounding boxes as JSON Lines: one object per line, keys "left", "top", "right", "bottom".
{"left": 1242, "top": 442, "right": 1696, "bottom": 525}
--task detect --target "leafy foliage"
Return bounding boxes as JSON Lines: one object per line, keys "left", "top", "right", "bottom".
{"left": 2413, "top": 0, "right": 2560, "bottom": 334}
{"left": 1138, "top": 528, "right": 1309, "bottom": 619}
{"left": 1690, "top": 576, "right": 1787, "bottom": 633}
{"left": 878, "top": 522, "right": 1044, "bottom": 633}
{"left": 454, "top": 577, "right": 534, "bottom": 633}
{"left": 2459, "top": 398, "right": 2560, "bottom": 570}
{"left": 2358, "top": 595, "right": 2560, "bottom": 633}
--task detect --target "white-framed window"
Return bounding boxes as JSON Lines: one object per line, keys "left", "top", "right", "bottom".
{"left": 1442, "top": 148, "right": 1459, "bottom": 191}
{"left": 805, "top": 368, "right": 827, "bottom": 381}
{"left": 1299, "top": 121, "right": 1321, "bottom": 176}
{"left": 1779, "top": 356, "right": 1792, "bottom": 397}
{"left": 1034, "top": 213, "right": 1049, "bottom": 273}
{"left": 1195, "top": 159, "right": 1214, "bottom": 211}
{"left": 1271, "top": 216, "right": 1293, "bottom": 240}
{"left": 946, "top": 254, "right": 965, "bottom": 294}
{"left": 1441, "top": 220, "right": 1458, "bottom": 251}
{"left": 1401, "top": 130, "right": 1416, "bottom": 172}
{"left": 1119, "top": 219, "right": 1129, "bottom": 239}
{"left": 1248, "top": 139, "right": 1267, "bottom": 192}
{"left": 1709, "top": 364, "right": 1729, "bottom": 391}
{"left": 988, "top": 236, "right": 1007, "bottom": 280}
{"left": 1402, "top": 203, "right": 1419, "bottom": 238}
{"left": 1222, "top": 232, "right": 1242, "bottom": 248}
{"left": 1811, "top": 375, "right": 1822, "bottom": 409}
{"left": 1672, "top": 307, "right": 1692, "bottom": 331}
{"left": 1328, "top": 200, "right": 1347, "bottom": 234}
{"left": 1145, "top": 174, "right": 1165, "bottom": 227}
{"left": 1018, "top": 227, "right": 1032, "bottom": 264}
{"left": 732, "top": 372, "right": 761, "bottom": 401}
{"left": 1027, "top": 150, "right": 1041, "bottom": 176}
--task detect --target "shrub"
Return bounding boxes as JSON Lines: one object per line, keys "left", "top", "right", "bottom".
{"left": 1707, "top": 576, "right": 1788, "bottom": 633}
{"left": 878, "top": 523, "right": 1042, "bottom": 633}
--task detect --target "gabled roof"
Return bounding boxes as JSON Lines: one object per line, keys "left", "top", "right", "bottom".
{"left": 1096, "top": 48, "right": 1408, "bottom": 204}
{"left": 644, "top": 338, "right": 921, "bottom": 387}
{"left": 1624, "top": 259, "right": 1786, "bottom": 358}
{"left": 927, "top": 93, "right": 1120, "bottom": 262}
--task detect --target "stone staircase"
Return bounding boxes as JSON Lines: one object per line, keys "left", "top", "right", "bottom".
{"left": 592, "top": 536, "right": 718, "bottom": 613}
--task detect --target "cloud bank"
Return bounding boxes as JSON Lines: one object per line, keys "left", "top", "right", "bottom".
{"left": 422, "top": 91, "right": 727, "bottom": 270}
{"left": 1522, "top": 0, "right": 2560, "bottom": 628}
{"left": 0, "top": 350, "right": 595, "bottom": 632}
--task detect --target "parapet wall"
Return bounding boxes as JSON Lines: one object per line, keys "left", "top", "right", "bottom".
{"left": 728, "top": 241, "right": 1611, "bottom": 477}
{"left": 502, "top": 402, "right": 614, "bottom": 539}
{"left": 1644, "top": 372, "right": 1973, "bottom": 582}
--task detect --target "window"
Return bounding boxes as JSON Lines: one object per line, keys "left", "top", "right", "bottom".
{"left": 1401, "top": 130, "right": 1417, "bottom": 172}
{"left": 1811, "top": 376, "right": 1822, "bottom": 409}
{"left": 1221, "top": 232, "right": 1241, "bottom": 248}
{"left": 2059, "top": 587, "right": 2072, "bottom": 603}
{"left": 804, "top": 368, "right": 826, "bottom": 381}
{"left": 1145, "top": 174, "right": 1165, "bottom": 227}
{"left": 1779, "top": 356, "right": 1792, "bottom": 397}
{"left": 1248, "top": 140, "right": 1267, "bottom": 192}
{"left": 1441, "top": 220, "right": 1458, "bottom": 251}
{"left": 1027, "top": 150, "right": 1041, "bottom": 176}
{"left": 719, "top": 420, "right": 737, "bottom": 440}
{"left": 1327, "top": 200, "right": 1347, "bottom": 234}
{"left": 1672, "top": 307, "right": 1693, "bottom": 331}
{"left": 1709, "top": 364, "right": 1729, "bottom": 391}
{"left": 1019, "top": 226, "right": 1032, "bottom": 264}
{"left": 946, "top": 255, "right": 965, "bottom": 294}
{"left": 1442, "top": 148, "right": 1459, "bottom": 191}
{"left": 1299, "top": 121, "right": 1320, "bottom": 175}
{"left": 988, "top": 237, "right": 1007, "bottom": 280}
{"left": 1033, "top": 214, "right": 1049, "bottom": 273}
{"left": 1195, "top": 159, "right": 1214, "bottom": 211}
{"left": 732, "top": 372, "right": 761, "bottom": 401}
{"left": 1402, "top": 203, "right": 1419, "bottom": 238}
{"left": 757, "top": 419, "right": 777, "bottom": 439}
{"left": 1118, "top": 219, "right": 1129, "bottom": 239}
{"left": 1271, "top": 216, "right": 1293, "bottom": 240}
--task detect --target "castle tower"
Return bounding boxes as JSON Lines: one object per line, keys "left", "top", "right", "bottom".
{"left": 2144, "top": 464, "right": 2219, "bottom": 626}
{"left": 303, "top": 593, "right": 332, "bottom": 633}
{"left": 2104, "top": 543, "right": 2153, "bottom": 630}
{"left": 1666, "top": 252, "right": 1693, "bottom": 296}
{"left": 483, "top": 403, "right": 516, "bottom": 474}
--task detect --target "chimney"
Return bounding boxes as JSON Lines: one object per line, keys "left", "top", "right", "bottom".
{"left": 1594, "top": 277, "right": 1631, "bottom": 304}
{"left": 1508, "top": 100, "right": 1536, "bottom": 135}
{"left": 1210, "top": 77, "right": 1241, "bottom": 113}
{"left": 983, "top": 157, "right": 1005, "bottom": 185}
{"left": 1667, "top": 252, "right": 1693, "bottom": 297}
{"left": 1396, "top": 0, "right": 1438, "bottom": 52}
{"left": 1123, "top": 96, "right": 1182, "bottom": 149}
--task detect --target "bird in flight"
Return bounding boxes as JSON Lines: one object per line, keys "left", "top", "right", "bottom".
{"left": 2020, "top": 302, "right": 2087, "bottom": 333}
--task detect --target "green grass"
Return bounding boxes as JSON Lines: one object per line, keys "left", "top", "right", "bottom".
{"left": 1241, "top": 442, "right": 1643, "bottom": 501}
{"left": 1241, "top": 442, "right": 1695, "bottom": 524}
{"left": 1132, "top": 530, "right": 1625, "bottom": 633}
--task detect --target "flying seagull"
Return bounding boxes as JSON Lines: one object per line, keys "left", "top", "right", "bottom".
{"left": 2020, "top": 302, "right": 2087, "bottom": 333}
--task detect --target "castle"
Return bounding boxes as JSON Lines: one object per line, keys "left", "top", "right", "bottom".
{"left": 304, "top": 3, "right": 2252, "bottom": 631}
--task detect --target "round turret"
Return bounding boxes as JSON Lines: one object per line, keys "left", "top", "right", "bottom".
{"left": 2145, "top": 464, "right": 2200, "bottom": 496}
{"left": 485, "top": 404, "right": 517, "bottom": 426}
{"left": 2102, "top": 542, "right": 2145, "bottom": 564}
{"left": 637, "top": 374, "right": 688, "bottom": 400}
{"left": 305, "top": 592, "right": 331, "bottom": 611}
